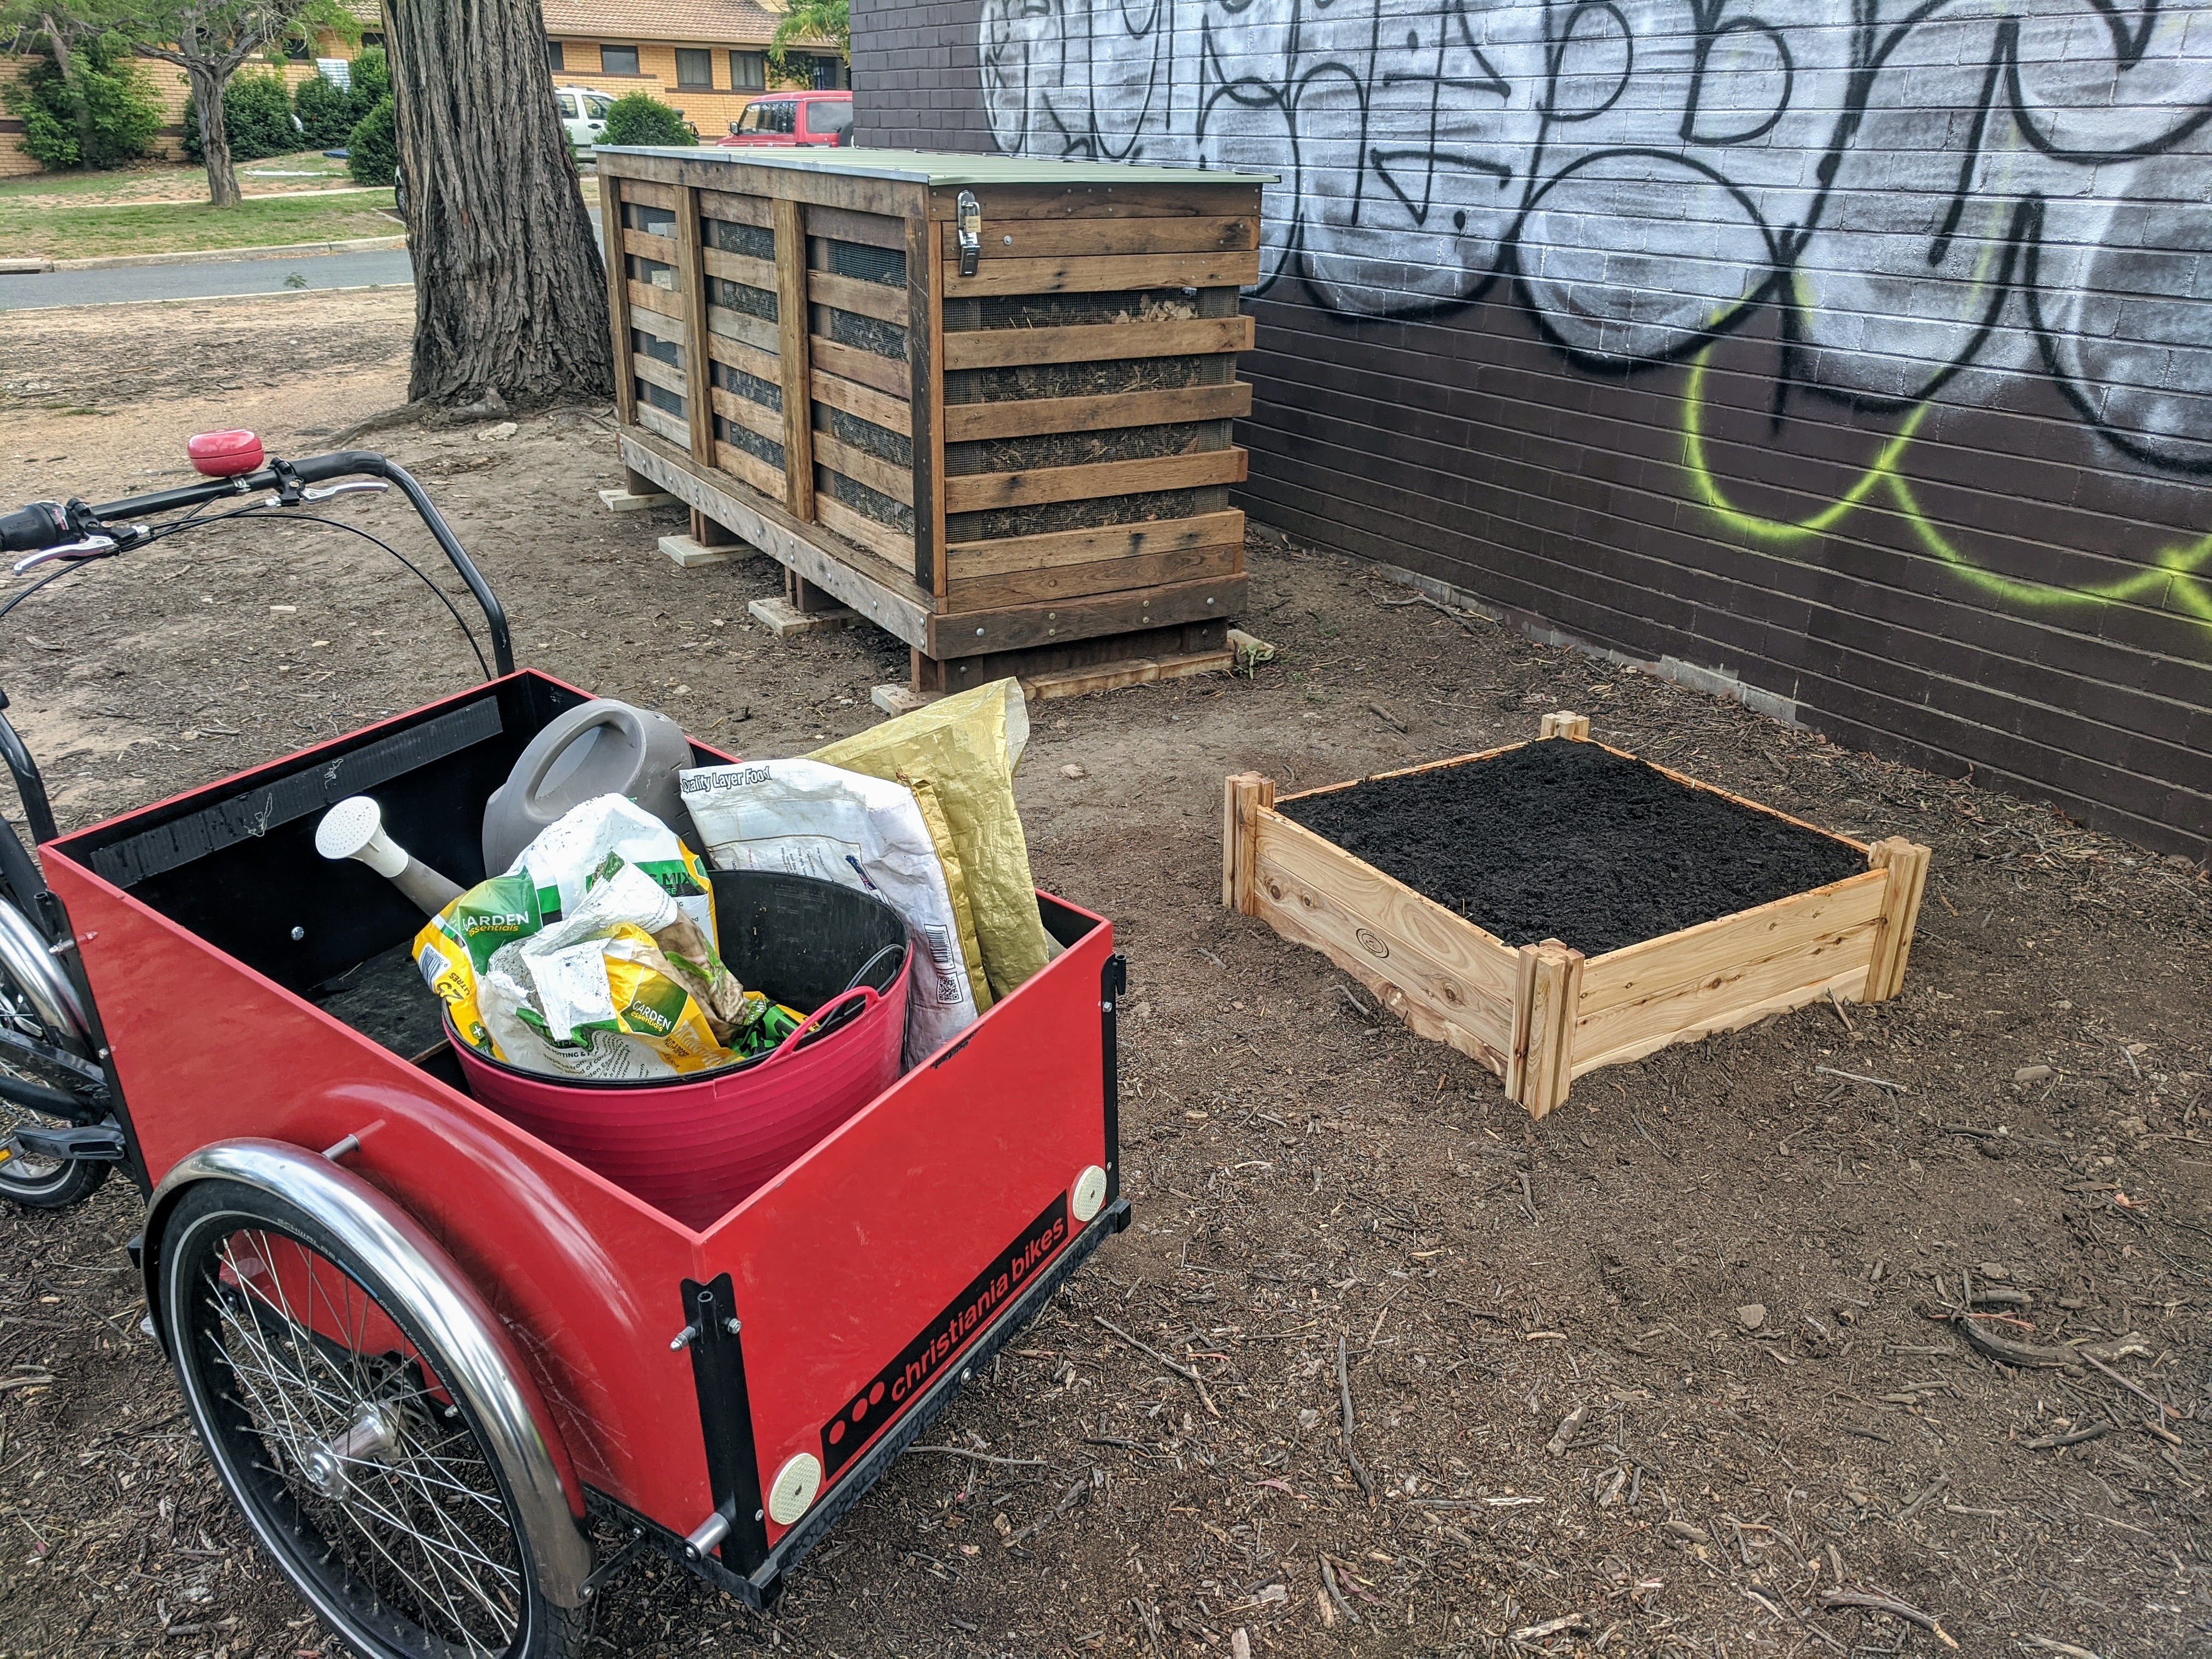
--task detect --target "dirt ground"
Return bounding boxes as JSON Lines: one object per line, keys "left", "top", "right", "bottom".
{"left": 0, "top": 292, "right": 2206, "bottom": 1659}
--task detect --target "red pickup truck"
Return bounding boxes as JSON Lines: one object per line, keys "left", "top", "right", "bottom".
{"left": 719, "top": 91, "right": 853, "bottom": 148}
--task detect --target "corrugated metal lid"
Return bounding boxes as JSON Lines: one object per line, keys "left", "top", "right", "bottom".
{"left": 595, "top": 146, "right": 1280, "bottom": 186}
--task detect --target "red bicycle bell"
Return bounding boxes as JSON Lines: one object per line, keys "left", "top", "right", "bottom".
{"left": 187, "top": 430, "right": 264, "bottom": 478}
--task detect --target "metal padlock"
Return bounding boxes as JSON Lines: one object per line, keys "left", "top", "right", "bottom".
{"left": 957, "top": 190, "right": 981, "bottom": 278}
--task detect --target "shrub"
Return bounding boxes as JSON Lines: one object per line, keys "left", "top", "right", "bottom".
{"left": 182, "top": 70, "right": 301, "bottom": 163}
{"left": 0, "top": 45, "right": 161, "bottom": 171}
{"left": 349, "top": 46, "right": 390, "bottom": 109}
{"left": 291, "top": 71, "right": 355, "bottom": 148}
{"left": 345, "top": 95, "right": 397, "bottom": 187}
{"left": 601, "top": 91, "right": 694, "bottom": 147}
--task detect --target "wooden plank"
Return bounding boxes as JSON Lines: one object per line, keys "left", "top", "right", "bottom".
{"left": 948, "top": 510, "right": 1243, "bottom": 580}
{"left": 1222, "top": 773, "right": 1274, "bottom": 914}
{"left": 1863, "top": 838, "right": 1932, "bottom": 1002}
{"left": 809, "top": 333, "right": 909, "bottom": 399}
{"left": 1275, "top": 741, "right": 1531, "bottom": 807}
{"left": 704, "top": 304, "right": 781, "bottom": 357}
{"left": 622, "top": 227, "right": 679, "bottom": 268}
{"left": 773, "top": 197, "right": 815, "bottom": 524}
{"left": 926, "top": 183, "right": 1264, "bottom": 222}
{"left": 810, "top": 369, "right": 911, "bottom": 437}
{"left": 947, "top": 542, "right": 1239, "bottom": 608}
{"left": 705, "top": 331, "right": 781, "bottom": 388}
{"left": 673, "top": 185, "right": 714, "bottom": 461}
{"left": 809, "top": 268, "right": 908, "bottom": 325}
{"left": 943, "top": 314, "right": 1254, "bottom": 371}
{"left": 620, "top": 427, "right": 932, "bottom": 649}
{"left": 943, "top": 448, "right": 1246, "bottom": 514}
{"left": 634, "top": 402, "right": 690, "bottom": 448}
{"left": 943, "top": 249, "right": 1261, "bottom": 298}
{"left": 1247, "top": 809, "right": 1519, "bottom": 1077}
{"left": 627, "top": 279, "right": 685, "bottom": 326}
{"left": 927, "top": 570, "right": 1245, "bottom": 658}
{"left": 630, "top": 352, "right": 686, "bottom": 398}
{"left": 816, "top": 495, "right": 915, "bottom": 566}
{"left": 1538, "top": 711, "right": 1591, "bottom": 740}
{"left": 940, "top": 215, "right": 1260, "bottom": 260}
{"left": 710, "top": 385, "right": 784, "bottom": 445}
{"left": 703, "top": 245, "right": 778, "bottom": 292}
{"left": 620, "top": 179, "right": 677, "bottom": 210}
{"left": 808, "top": 202, "right": 907, "bottom": 250}
{"left": 697, "top": 186, "right": 772, "bottom": 227}
{"left": 1593, "top": 741, "right": 1872, "bottom": 854}
{"left": 909, "top": 210, "right": 945, "bottom": 599}
{"left": 944, "top": 383, "right": 1251, "bottom": 444}
{"left": 599, "top": 177, "right": 635, "bottom": 427}
{"left": 813, "top": 429, "right": 914, "bottom": 508}
{"left": 712, "top": 439, "right": 784, "bottom": 502}
{"left": 1022, "top": 647, "right": 1232, "bottom": 702}
{"left": 1509, "top": 943, "right": 1583, "bottom": 1118}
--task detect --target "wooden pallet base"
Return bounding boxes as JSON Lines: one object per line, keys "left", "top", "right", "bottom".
{"left": 1223, "top": 715, "right": 1931, "bottom": 1118}
{"left": 750, "top": 596, "right": 857, "bottom": 637}
{"left": 659, "top": 534, "right": 733, "bottom": 568}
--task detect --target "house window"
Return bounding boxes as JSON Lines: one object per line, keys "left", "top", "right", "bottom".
{"left": 731, "top": 50, "right": 766, "bottom": 90}
{"left": 811, "top": 55, "right": 844, "bottom": 90}
{"left": 600, "top": 44, "right": 640, "bottom": 75}
{"left": 675, "top": 48, "right": 713, "bottom": 89}
{"left": 546, "top": 40, "right": 565, "bottom": 72}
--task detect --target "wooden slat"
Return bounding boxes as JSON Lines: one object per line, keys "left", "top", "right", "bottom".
{"left": 813, "top": 429, "right": 914, "bottom": 508}
{"left": 606, "top": 151, "right": 933, "bottom": 221}
{"left": 1248, "top": 809, "right": 1518, "bottom": 1077}
{"left": 808, "top": 202, "right": 906, "bottom": 250}
{"left": 947, "top": 542, "right": 1239, "bottom": 608}
{"left": 1223, "top": 772, "right": 1274, "bottom": 914}
{"left": 621, "top": 426, "right": 933, "bottom": 648}
{"left": 674, "top": 185, "right": 714, "bottom": 461}
{"left": 634, "top": 401, "right": 689, "bottom": 447}
{"left": 710, "top": 385, "right": 784, "bottom": 445}
{"left": 942, "top": 314, "right": 1254, "bottom": 371}
{"left": 773, "top": 197, "right": 815, "bottom": 523}
{"left": 1275, "top": 740, "right": 1532, "bottom": 807}
{"left": 622, "top": 227, "right": 679, "bottom": 268}
{"left": 620, "top": 179, "right": 677, "bottom": 210}
{"left": 809, "top": 333, "right": 908, "bottom": 399}
{"left": 703, "top": 245, "right": 778, "bottom": 291}
{"left": 1864, "top": 838, "right": 1932, "bottom": 1002}
{"left": 810, "top": 369, "right": 910, "bottom": 436}
{"left": 627, "top": 279, "right": 685, "bottom": 326}
{"left": 947, "top": 510, "right": 1243, "bottom": 580}
{"left": 704, "top": 304, "right": 780, "bottom": 357}
{"left": 944, "top": 383, "right": 1250, "bottom": 444}
{"left": 925, "top": 182, "right": 1263, "bottom": 221}
{"left": 941, "top": 215, "right": 1260, "bottom": 261}
{"left": 926, "top": 570, "right": 1244, "bottom": 657}
{"left": 943, "top": 249, "right": 1261, "bottom": 298}
{"left": 705, "top": 331, "right": 781, "bottom": 387}
{"left": 1509, "top": 943, "right": 1583, "bottom": 1119}
{"left": 631, "top": 353, "right": 686, "bottom": 398}
{"left": 943, "top": 448, "right": 1245, "bottom": 514}
{"left": 816, "top": 495, "right": 914, "bottom": 565}
{"left": 809, "top": 268, "right": 907, "bottom": 324}
{"left": 599, "top": 175, "right": 635, "bottom": 427}
{"left": 713, "top": 438, "right": 784, "bottom": 502}
{"left": 697, "top": 186, "right": 772, "bottom": 227}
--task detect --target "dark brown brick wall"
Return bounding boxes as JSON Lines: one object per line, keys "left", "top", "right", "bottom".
{"left": 856, "top": 0, "right": 2212, "bottom": 860}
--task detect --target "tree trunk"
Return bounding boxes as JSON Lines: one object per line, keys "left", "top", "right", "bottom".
{"left": 39, "top": 17, "right": 95, "bottom": 167}
{"left": 187, "top": 65, "right": 240, "bottom": 207}
{"left": 384, "top": 0, "right": 611, "bottom": 408}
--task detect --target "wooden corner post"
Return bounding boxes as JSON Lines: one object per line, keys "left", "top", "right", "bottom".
{"left": 674, "top": 183, "right": 714, "bottom": 464}
{"left": 1222, "top": 772, "right": 1275, "bottom": 914}
{"left": 598, "top": 169, "right": 636, "bottom": 430}
{"left": 1539, "top": 711, "right": 1591, "bottom": 740}
{"left": 773, "top": 197, "right": 816, "bottom": 523}
{"left": 1509, "top": 939, "right": 1584, "bottom": 1117}
{"left": 1864, "top": 837, "right": 1932, "bottom": 1003}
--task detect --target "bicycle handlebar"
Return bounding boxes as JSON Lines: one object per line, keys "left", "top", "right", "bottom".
{"left": 1, "top": 450, "right": 513, "bottom": 676}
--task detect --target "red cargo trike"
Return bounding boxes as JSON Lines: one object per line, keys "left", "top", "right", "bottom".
{"left": 0, "top": 445, "right": 1128, "bottom": 1657}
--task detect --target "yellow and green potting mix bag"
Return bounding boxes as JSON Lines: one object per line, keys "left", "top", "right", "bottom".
{"left": 809, "top": 677, "right": 1050, "bottom": 1003}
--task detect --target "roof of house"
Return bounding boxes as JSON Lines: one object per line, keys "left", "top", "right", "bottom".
{"left": 540, "top": 0, "right": 829, "bottom": 49}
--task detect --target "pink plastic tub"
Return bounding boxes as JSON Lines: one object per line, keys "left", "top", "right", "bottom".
{"left": 451, "top": 870, "right": 913, "bottom": 1228}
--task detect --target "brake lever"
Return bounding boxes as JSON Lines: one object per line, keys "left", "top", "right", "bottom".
{"left": 301, "top": 480, "right": 390, "bottom": 504}
{"left": 11, "top": 536, "right": 118, "bottom": 576}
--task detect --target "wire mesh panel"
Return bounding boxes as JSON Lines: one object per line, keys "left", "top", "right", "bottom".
{"left": 808, "top": 227, "right": 916, "bottom": 562}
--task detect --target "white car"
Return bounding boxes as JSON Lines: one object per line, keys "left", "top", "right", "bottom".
{"left": 555, "top": 86, "right": 615, "bottom": 150}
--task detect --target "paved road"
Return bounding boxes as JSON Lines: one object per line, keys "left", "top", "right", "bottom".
{"left": 0, "top": 247, "right": 419, "bottom": 310}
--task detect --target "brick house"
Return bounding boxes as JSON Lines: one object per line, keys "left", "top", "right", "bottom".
{"left": 542, "top": 0, "right": 843, "bottom": 142}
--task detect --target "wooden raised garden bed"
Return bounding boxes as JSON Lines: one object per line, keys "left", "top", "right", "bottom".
{"left": 1221, "top": 715, "right": 1931, "bottom": 1117}
{"left": 593, "top": 145, "right": 1274, "bottom": 696}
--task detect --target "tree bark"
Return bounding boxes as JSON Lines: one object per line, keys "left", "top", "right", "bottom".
{"left": 39, "top": 15, "right": 94, "bottom": 167}
{"left": 384, "top": 0, "right": 612, "bottom": 408}
{"left": 188, "top": 65, "right": 239, "bottom": 208}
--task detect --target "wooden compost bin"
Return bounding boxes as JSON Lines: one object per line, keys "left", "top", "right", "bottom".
{"left": 1221, "top": 714, "right": 1932, "bottom": 1118}
{"left": 594, "top": 145, "right": 1274, "bottom": 696}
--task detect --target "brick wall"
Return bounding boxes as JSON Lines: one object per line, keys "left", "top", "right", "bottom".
{"left": 854, "top": 0, "right": 2212, "bottom": 860}
{"left": 0, "top": 55, "right": 334, "bottom": 174}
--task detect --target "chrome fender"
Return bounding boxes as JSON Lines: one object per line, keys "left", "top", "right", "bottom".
{"left": 144, "top": 1139, "right": 593, "bottom": 1608}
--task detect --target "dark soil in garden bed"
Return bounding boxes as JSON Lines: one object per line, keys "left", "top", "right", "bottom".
{"left": 1280, "top": 738, "right": 1869, "bottom": 954}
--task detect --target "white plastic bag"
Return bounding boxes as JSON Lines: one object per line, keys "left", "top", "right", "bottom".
{"left": 679, "top": 757, "right": 979, "bottom": 1061}
{"left": 506, "top": 794, "right": 717, "bottom": 944}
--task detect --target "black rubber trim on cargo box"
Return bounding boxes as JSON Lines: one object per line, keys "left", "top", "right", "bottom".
{"left": 88, "top": 699, "right": 503, "bottom": 889}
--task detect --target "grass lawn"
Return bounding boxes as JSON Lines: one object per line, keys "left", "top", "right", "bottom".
{"left": 1, "top": 186, "right": 399, "bottom": 260}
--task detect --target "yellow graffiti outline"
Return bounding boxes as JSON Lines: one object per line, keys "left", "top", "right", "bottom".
{"left": 1682, "top": 350, "right": 2212, "bottom": 626}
